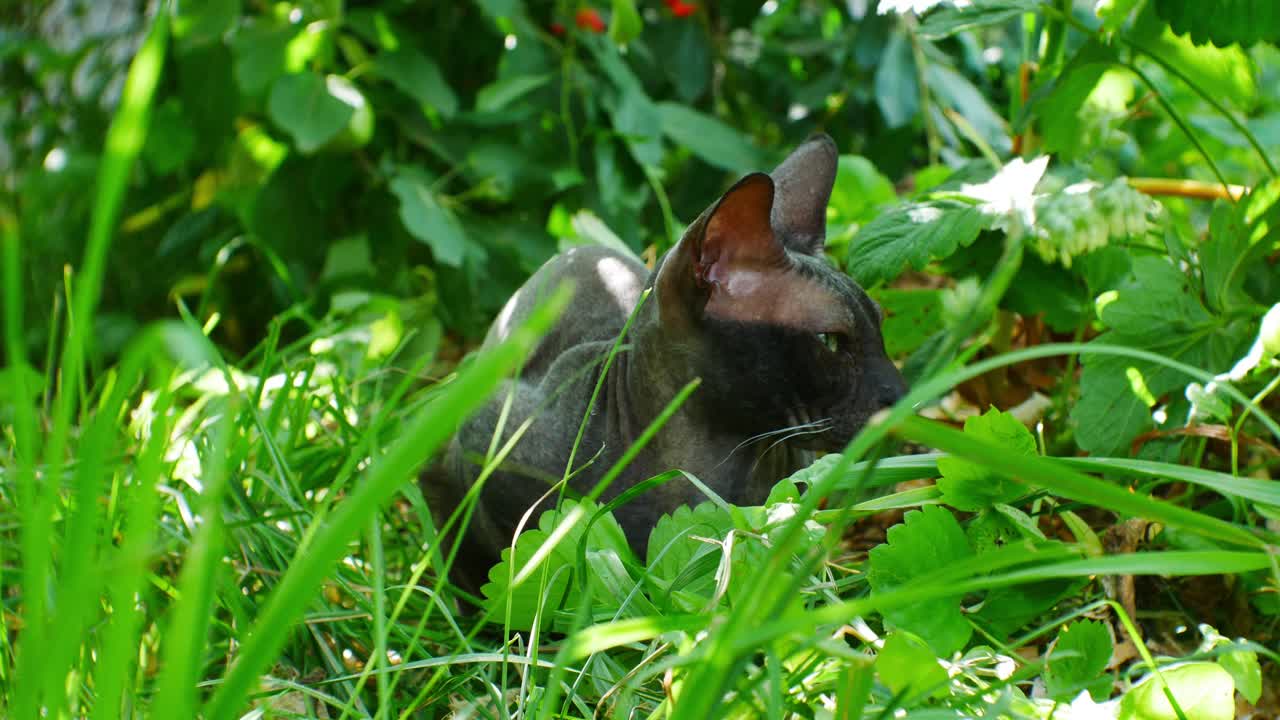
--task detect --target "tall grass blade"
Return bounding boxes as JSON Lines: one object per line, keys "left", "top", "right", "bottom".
{"left": 91, "top": 346, "right": 178, "bottom": 720}
{"left": 152, "top": 406, "right": 236, "bottom": 718}
{"left": 9, "top": 5, "right": 168, "bottom": 716}
{"left": 894, "top": 415, "right": 1263, "bottom": 548}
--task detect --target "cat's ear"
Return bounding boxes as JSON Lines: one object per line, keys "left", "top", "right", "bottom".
{"left": 655, "top": 172, "right": 784, "bottom": 322}
{"left": 769, "top": 133, "right": 837, "bottom": 256}
{"left": 698, "top": 172, "right": 785, "bottom": 289}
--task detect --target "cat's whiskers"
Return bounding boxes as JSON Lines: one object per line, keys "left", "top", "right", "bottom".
{"left": 759, "top": 420, "right": 832, "bottom": 457}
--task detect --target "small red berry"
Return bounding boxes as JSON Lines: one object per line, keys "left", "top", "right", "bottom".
{"left": 550, "top": 21, "right": 566, "bottom": 35}
{"left": 664, "top": 0, "right": 696, "bottom": 16}
{"left": 575, "top": 7, "right": 605, "bottom": 33}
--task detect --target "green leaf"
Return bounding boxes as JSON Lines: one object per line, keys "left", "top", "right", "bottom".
{"left": 937, "top": 407, "right": 1036, "bottom": 511}
{"left": 611, "top": 88, "right": 664, "bottom": 167}
{"left": 917, "top": 1, "right": 1040, "bottom": 39}
{"left": 872, "top": 289, "right": 944, "bottom": 357}
{"left": 655, "top": 102, "right": 765, "bottom": 173}
{"left": 482, "top": 499, "right": 632, "bottom": 630}
{"left": 867, "top": 506, "right": 974, "bottom": 655}
{"left": 1031, "top": 40, "right": 1118, "bottom": 157}
{"left": 475, "top": 73, "right": 552, "bottom": 113}
{"left": 847, "top": 200, "right": 989, "bottom": 287}
{"left": 1118, "top": 662, "right": 1235, "bottom": 720}
{"left": 874, "top": 31, "right": 919, "bottom": 128}
{"left": 1200, "top": 201, "right": 1253, "bottom": 314}
{"left": 1003, "top": 254, "right": 1089, "bottom": 333}
{"left": 652, "top": 19, "right": 711, "bottom": 103}
{"left": 829, "top": 155, "right": 897, "bottom": 226}
{"left": 876, "top": 631, "right": 948, "bottom": 700}
{"left": 1218, "top": 647, "right": 1262, "bottom": 705}
{"left": 1129, "top": 8, "right": 1258, "bottom": 111}
{"left": 389, "top": 167, "right": 467, "bottom": 267}
{"left": 267, "top": 72, "right": 355, "bottom": 153}
{"left": 927, "top": 63, "right": 1011, "bottom": 153}
{"left": 647, "top": 502, "right": 734, "bottom": 604}
{"left": 1152, "top": 0, "right": 1280, "bottom": 48}
{"left": 1096, "top": 0, "right": 1145, "bottom": 32}
{"left": 608, "top": 0, "right": 643, "bottom": 45}
{"left": 375, "top": 47, "right": 458, "bottom": 117}
{"left": 230, "top": 19, "right": 320, "bottom": 97}
{"left": 974, "top": 577, "right": 1080, "bottom": 638}
{"left": 142, "top": 98, "right": 196, "bottom": 174}
{"left": 1072, "top": 257, "right": 1253, "bottom": 454}
{"left": 1045, "top": 620, "right": 1114, "bottom": 702}
{"left": 172, "top": 0, "right": 239, "bottom": 50}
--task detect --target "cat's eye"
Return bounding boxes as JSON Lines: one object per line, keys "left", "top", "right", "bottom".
{"left": 817, "top": 332, "right": 843, "bottom": 354}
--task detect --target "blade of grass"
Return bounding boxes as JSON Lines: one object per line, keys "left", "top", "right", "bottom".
{"left": 894, "top": 415, "right": 1263, "bottom": 548}
{"left": 202, "top": 287, "right": 570, "bottom": 720}
{"left": 1, "top": 199, "right": 41, "bottom": 718}
{"left": 1057, "top": 456, "right": 1280, "bottom": 508}
{"left": 10, "top": 6, "right": 168, "bottom": 715}
{"left": 91, "top": 340, "right": 180, "bottom": 720}
{"left": 152, "top": 406, "right": 236, "bottom": 718}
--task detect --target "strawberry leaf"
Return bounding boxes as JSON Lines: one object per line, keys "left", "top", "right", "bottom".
{"left": 867, "top": 506, "right": 974, "bottom": 655}
{"left": 937, "top": 408, "right": 1036, "bottom": 511}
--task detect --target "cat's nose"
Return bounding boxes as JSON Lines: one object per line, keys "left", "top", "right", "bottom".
{"left": 876, "top": 383, "right": 904, "bottom": 408}
{"left": 873, "top": 368, "right": 908, "bottom": 409}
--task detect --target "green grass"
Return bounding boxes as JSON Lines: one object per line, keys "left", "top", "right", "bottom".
{"left": 3, "top": 7, "right": 1280, "bottom": 720}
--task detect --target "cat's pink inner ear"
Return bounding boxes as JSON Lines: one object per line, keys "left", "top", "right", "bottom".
{"left": 698, "top": 173, "right": 785, "bottom": 288}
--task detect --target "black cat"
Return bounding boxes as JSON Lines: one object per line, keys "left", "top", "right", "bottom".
{"left": 427, "top": 134, "right": 906, "bottom": 589}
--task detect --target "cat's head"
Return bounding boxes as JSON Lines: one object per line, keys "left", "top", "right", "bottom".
{"left": 652, "top": 134, "right": 907, "bottom": 450}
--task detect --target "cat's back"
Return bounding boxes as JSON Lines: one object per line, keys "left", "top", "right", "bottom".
{"left": 483, "top": 245, "right": 647, "bottom": 372}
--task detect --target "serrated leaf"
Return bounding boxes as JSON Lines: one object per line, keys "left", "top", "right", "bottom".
{"left": 876, "top": 631, "right": 948, "bottom": 700}
{"left": 481, "top": 499, "right": 632, "bottom": 630}
{"left": 655, "top": 102, "right": 765, "bottom": 173}
{"left": 1130, "top": 7, "right": 1258, "bottom": 110}
{"left": 481, "top": 528, "right": 573, "bottom": 631}
{"left": 375, "top": 47, "right": 458, "bottom": 117}
{"left": 647, "top": 502, "right": 734, "bottom": 602}
{"left": 1045, "top": 620, "right": 1114, "bottom": 701}
{"left": 867, "top": 505, "right": 974, "bottom": 655}
{"left": 389, "top": 168, "right": 467, "bottom": 267}
{"left": 936, "top": 407, "right": 1036, "bottom": 511}
{"left": 847, "top": 200, "right": 989, "bottom": 287}
{"left": 1118, "top": 662, "right": 1235, "bottom": 720}
{"left": 1152, "top": 0, "right": 1280, "bottom": 48}
{"left": 267, "top": 72, "right": 355, "bottom": 153}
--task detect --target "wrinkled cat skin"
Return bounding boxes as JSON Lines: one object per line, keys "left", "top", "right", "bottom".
{"left": 425, "top": 134, "right": 907, "bottom": 590}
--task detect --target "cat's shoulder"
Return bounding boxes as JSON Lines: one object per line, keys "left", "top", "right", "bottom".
{"left": 485, "top": 244, "right": 648, "bottom": 352}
